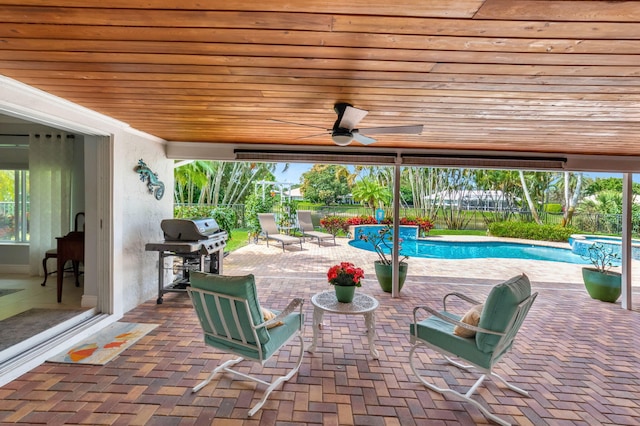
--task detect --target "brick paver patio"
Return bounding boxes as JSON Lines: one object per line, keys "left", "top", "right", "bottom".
{"left": 1, "top": 237, "right": 640, "bottom": 425}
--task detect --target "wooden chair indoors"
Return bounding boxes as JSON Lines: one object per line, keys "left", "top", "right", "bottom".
{"left": 41, "top": 212, "right": 85, "bottom": 303}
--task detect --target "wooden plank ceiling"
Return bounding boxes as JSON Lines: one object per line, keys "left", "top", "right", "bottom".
{"left": 1, "top": 0, "right": 639, "bottom": 157}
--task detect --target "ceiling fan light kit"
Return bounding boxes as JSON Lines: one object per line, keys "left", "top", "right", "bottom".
{"left": 331, "top": 131, "right": 353, "bottom": 146}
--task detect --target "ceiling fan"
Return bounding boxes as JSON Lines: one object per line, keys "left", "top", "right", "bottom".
{"left": 272, "top": 103, "right": 423, "bottom": 146}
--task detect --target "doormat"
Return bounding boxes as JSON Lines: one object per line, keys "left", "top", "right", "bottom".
{"left": 47, "top": 322, "right": 159, "bottom": 365}
{"left": 0, "top": 288, "right": 23, "bottom": 298}
{"left": 0, "top": 308, "right": 84, "bottom": 352}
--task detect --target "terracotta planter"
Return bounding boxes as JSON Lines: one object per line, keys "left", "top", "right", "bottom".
{"left": 334, "top": 285, "right": 356, "bottom": 303}
{"left": 582, "top": 267, "right": 621, "bottom": 303}
{"left": 374, "top": 260, "right": 408, "bottom": 293}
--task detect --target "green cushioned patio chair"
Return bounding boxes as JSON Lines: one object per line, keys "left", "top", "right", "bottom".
{"left": 409, "top": 274, "right": 538, "bottom": 426}
{"left": 187, "top": 271, "right": 305, "bottom": 417}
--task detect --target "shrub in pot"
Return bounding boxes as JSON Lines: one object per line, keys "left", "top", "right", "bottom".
{"left": 357, "top": 225, "right": 409, "bottom": 293}
{"left": 581, "top": 242, "right": 621, "bottom": 303}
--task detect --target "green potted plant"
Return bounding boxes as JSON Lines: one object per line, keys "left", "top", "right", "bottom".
{"left": 357, "top": 225, "right": 409, "bottom": 293}
{"left": 581, "top": 242, "right": 621, "bottom": 303}
{"left": 327, "top": 262, "right": 365, "bottom": 303}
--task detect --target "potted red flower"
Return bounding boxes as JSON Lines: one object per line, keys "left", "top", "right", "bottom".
{"left": 327, "top": 262, "right": 365, "bottom": 303}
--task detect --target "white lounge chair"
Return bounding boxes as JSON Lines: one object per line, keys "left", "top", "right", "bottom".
{"left": 296, "top": 210, "right": 335, "bottom": 246}
{"left": 257, "top": 213, "right": 303, "bottom": 251}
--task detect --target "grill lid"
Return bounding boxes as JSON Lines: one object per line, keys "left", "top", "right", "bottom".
{"left": 161, "top": 218, "right": 220, "bottom": 241}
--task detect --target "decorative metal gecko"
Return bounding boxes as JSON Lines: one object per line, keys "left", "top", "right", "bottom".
{"left": 134, "top": 159, "right": 165, "bottom": 200}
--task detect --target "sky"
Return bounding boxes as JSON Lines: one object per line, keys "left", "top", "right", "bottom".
{"left": 272, "top": 163, "right": 313, "bottom": 185}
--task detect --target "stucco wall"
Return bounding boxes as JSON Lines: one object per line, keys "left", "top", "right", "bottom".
{"left": 1, "top": 75, "right": 173, "bottom": 315}
{"left": 114, "top": 134, "right": 174, "bottom": 311}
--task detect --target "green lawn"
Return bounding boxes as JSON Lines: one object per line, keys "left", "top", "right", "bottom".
{"left": 225, "top": 228, "right": 251, "bottom": 253}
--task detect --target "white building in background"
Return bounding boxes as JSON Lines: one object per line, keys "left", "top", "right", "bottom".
{"left": 286, "top": 187, "right": 303, "bottom": 201}
{"left": 426, "top": 190, "right": 516, "bottom": 210}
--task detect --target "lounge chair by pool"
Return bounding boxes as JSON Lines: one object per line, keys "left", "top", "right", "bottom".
{"left": 257, "top": 213, "right": 302, "bottom": 252}
{"left": 297, "top": 210, "right": 335, "bottom": 246}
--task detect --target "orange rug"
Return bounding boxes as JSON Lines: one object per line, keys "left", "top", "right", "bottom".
{"left": 47, "top": 322, "right": 158, "bottom": 365}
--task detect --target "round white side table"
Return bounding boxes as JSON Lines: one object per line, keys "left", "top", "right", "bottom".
{"left": 307, "top": 290, "right": 380, "bottom": 359}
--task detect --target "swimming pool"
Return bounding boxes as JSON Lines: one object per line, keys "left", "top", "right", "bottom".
{"left": 570, "top": 234, "right": 639, "bottom": 262}
{"left": 350, "top": 225, "right": 591, "bottom": 265}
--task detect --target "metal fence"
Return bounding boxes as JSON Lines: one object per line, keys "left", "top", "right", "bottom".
{"left": 178, "top": 202, "right": 634, "bottom": 236}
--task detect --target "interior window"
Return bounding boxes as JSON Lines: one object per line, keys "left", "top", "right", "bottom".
{"left": 0, "top": 170, "right": 29, "bottom": 242}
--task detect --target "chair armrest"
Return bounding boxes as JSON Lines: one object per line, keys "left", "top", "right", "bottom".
{"left": 443, "top": 292, "right": 482, "bottom": 311}
{"left": 257, "top": 298, "right": 305, "bottom": 330}
{"left": 412, "top": 305, "right": 504, "bottom": 337}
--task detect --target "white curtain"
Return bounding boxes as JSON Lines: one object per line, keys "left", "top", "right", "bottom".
{"left": 29, "top": 132, "right": 74, "bottom": 276}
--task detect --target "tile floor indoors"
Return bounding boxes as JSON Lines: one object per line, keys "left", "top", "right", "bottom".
{"left": 0, "top": 273, "right": 84, "bottom": 322}
{"left": 1, "top": 236, "right": 640, "bottom": 425}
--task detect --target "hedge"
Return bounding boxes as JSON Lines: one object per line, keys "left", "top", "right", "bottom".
{"left": 488, "top": 221, "right": 577, "bottom": 242}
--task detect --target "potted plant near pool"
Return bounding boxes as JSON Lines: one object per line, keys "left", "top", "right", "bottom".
{"left": 327, "top": 262, "right": 365, "bottom": 303}
{"left": 581, "top": 242, "right": 622, "bottom": 303}
{"left": 357, "top": 226, "right": 409, "bottom": 293}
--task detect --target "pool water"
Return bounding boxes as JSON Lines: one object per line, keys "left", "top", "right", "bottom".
{"left": 351, "top": 225, "right": 591, "bottom": 265}
{"left": 569, "top": 234, "right": 634, "bottom": 263}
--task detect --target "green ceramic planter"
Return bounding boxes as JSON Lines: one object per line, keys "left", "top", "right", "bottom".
{"left": 582, "top": 267, "right": 621, "bottom": 303}
{"left": 374, "top": 260, "right": 408, "bottom": 293}
{"left": 334, "top": 285, "right": 356, "bottom": 303}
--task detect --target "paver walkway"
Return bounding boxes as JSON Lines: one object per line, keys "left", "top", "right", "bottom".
{"left": 1, "top": 237, "right": 640, "bottom": 425}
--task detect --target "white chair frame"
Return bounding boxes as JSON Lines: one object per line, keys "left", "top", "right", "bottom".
{"left": 409, "top": 291, "right": 537, "bottom": 426}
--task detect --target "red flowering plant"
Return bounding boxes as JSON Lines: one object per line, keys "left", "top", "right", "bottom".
{"left": 327, "top": 262, "right": 365, "bottom": 287}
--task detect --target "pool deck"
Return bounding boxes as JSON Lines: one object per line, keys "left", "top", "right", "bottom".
{"left": 2, "top": 235, "right": 640, "bottom": 425}
{"left": 226, "top": 235, "right": 638, "bottom": 291}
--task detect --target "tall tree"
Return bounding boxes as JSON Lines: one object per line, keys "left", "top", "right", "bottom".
{"left": 174, "top": 161, "right": 207, "bottom": 204}
{"left": 405, "top": 166, "right": 449, "bottom": 217}
{"left": 300, "top": 164, "right": 350, "bottom": 204}
{"left": 519, "top": 171, "right": 542, "bottom": 224}
{"left": 0, "top": 170, "right": 14, "bottom": 201}
{"left": 174, "top": 161, "right": 276, "bottom": 206}
{"left": 562, "top": 172, "right": 583, "bottom": 226}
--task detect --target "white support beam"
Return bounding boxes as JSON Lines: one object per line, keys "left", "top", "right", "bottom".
{"left": 391, "top": 158, "right": 401, "bottom": 298}
{"left": 621, "top": 173, "right": 633, "bottom": 310}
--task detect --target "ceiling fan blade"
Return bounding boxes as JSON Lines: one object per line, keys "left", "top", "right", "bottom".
{"left": 352, "top": 131, "right": 377, "bottom": 145}
{"left": 359, "top": 125, "right": 423, "bottom": 135}
{"left": 269, "top": 118, "right": 328, "bottom": 130}
{"left": 296, "top": 132, "right": 328, "bottom": 140}
{"left": 339, "top": 105, "right": 368, "bottom": 130}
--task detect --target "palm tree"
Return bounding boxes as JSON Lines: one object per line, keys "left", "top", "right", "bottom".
{"left": 175, "top": 161, "right": 277, "bottom": 206}
{"left": 561, "top": 172, "right": 583, "bottom": 227}
{"left": 351, "top": 178, "right": 391, "bottom": 215}
{"left": 519, "top": 171, "right": 542, "bottom": 224}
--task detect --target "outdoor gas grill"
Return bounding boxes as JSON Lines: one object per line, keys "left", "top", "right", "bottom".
{"left": 145, "top": 218, "right": 228, "bottom": 304}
